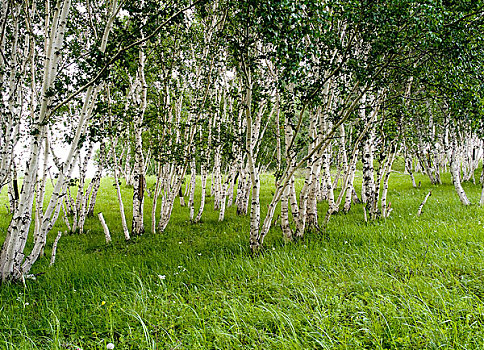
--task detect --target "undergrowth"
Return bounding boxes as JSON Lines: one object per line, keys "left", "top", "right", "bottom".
{"left": 0, "top": 171, "right": 483, "bottom": 349}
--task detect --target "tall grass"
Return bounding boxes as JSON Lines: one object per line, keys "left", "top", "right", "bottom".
{"left": 0, "top": 170, "right": 483, "bottom": 349}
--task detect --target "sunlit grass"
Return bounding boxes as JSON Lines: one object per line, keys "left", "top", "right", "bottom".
{"left": 0, "top": 170, "right": 483, "bottom": 349}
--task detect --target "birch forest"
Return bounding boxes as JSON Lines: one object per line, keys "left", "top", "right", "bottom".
{"left": 1, "top": 0, "right": 484, "bottom": 348}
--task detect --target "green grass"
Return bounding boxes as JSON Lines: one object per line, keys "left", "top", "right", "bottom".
{"left": 1, "top": 171, "right": 484, "bottom": 349}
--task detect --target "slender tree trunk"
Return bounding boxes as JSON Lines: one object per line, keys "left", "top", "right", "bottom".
{"left": 480, "top": 140, "right": 484, "bottom": 206}
{"left": 86, "top": 143, "right": 108, "bottom": 217}
{"left": 72, "top": 141, "right": 94, "bottom": 233}
{"left": 361, "top": 135, "right": 375, "bottom": 205}
{"left": 404, "top": 147, "right": 417, "bottom": 188}
{"left": 295, "top": 169, "right": 311, "bottom": 237}
{"left": 218, "top": 167, "right": 235, "bottom": 222}
{"left": 151, "top": 162, "right": 163, "bottom": 234}
{"left": 98, "top": 213, "right": 112, "bottom": 244}
{"left": 381, "top": 151, "right": 397, "bottom": 218}
{"left": 450, "top": 138, "right": 470, "bottom": 205}
{"left": 113, "top": 147, "right": 130, "bottom": 241}
{"left": 49, "top": 231, "right": 63, "bottom": 267}
{"left": 195, "top": 165, "right": 207, "bottom": 223}
{"left": 0, "top": 0, "right": 62, "bottom": 277}
{"left": 280, "top": 184, "right": 293, "bottom": 241}
{"left": 188, "top": 158, "right": 197, "bottom": 221}
{"left": 417, "top": 191, "right": 432, "bottom": 216}
{"left": 227, "top": 171, "right": 237, "bottom": 208}
{"left": 131, "top": 42, "right": 148, "bottom": 236}
{"left": 236, "top": 168, "right": 250, "bottom": 216}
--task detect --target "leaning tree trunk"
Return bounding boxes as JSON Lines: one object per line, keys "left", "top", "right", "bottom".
{"left": 195, "top": 163, "right": 208, "bottom": 223}
{"left": 151, "top": 162, "right": 163, "bottom": 234}
{"left": 86, "top": 143, "right": 108, "bottom": 217}
{"left": 404, "top": 146, "right": 417, "bottom": 188}
{"left": 113, "top": 145, "right": 131, "bottom": 241}
{"left": 158, "top": 167, "right": 186, "bottom": 233}
{"left": 218, "top": 166, "right": 236, "bottom": 222}
{"left": 280, "top": 184, "right": 293, "bottom": 241}
{"left": 450, "top": 139, "right": 471, "bottom": 206}
{"left": 71, "top": 141, "right": 94, "bottom": 233}
{"left": 188, "top": 158, "right": 197, "bottom": 221}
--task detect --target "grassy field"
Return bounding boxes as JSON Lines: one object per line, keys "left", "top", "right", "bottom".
{"left": 0, "top": 170, "right": 484, "bottom": 349}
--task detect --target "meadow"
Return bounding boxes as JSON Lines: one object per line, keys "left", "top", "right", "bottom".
{"left": 0, "top": 170, "right": 483, "bottom": 349}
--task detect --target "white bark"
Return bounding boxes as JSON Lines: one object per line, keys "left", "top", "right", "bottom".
{"left": 343, "top": 153, "right": 358, "bottom": 213}
{"left": 113, "top": 146, "right": 131, "bottom": 241}
{"left": 86, "top": 143, "right": 108, "bottom": 218}
{"left": 195, "top": 164, "right": 207, "bottom": 223}
{"left": 72, "top": 141, "right": 94, "bottom": 233}
{"left": 158, "top": 166, "right": 187, "bottom": 233}
{"left": 480, "top": 141, "right": 484, "bottom": 206}
{"left": 0, "top": 0, "right": 74, "bottom": 282}
{"left": 218, "top": 167, "right": 236, "bottom": 222}
{"left": 450, "top": 139, "right": 471, "bottom": 206}
{"left": 98, "top": 213, "right": 112, "bottom": 244}
{"left": 417, "top": 191, "right": 432, "bottom": 216}
{"left": 188, "top": 158, "right": 197, "bottom": 221}
{"left": 280, "top": 184, "right": 293, "bottom": 241}
{"left": 49, "top": 231, "right": 63, "bottom": 267}
{"left": 151, "top": 163, "right": 163, "bottom": 234}
{"left": 380, "top": 150, "right": 397, "bottom": 218}
{"left": 132, "top": 41, "right": 148, "bottom": 236}
{"left": 1, "top": 0, "right": 122, "bottom": 282}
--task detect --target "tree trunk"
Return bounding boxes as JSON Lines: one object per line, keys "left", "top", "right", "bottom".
{"left": 151, "top": 162, "right": 163, "bottom": 234}
{"left": 113, "top": 147, "right": 130, "bottom": 241}
{"left": 480, "top": 141, "right": 484, "bottom": 206}
{"left": 131, "top": 43, "right": 148, "bottom": 237}
{"left": 86, "top": 143, "right": 108, "bottom": 217}
{"left": 195, "top": 165, "right": 207, "bottom": 223}
{"left": 450, "top": 139, "right": 470, "bottom": 206}
{"left": 188, "top": 158, "right": 197, "bottom": 221}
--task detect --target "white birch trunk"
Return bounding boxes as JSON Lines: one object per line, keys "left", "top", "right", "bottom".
{"left": 86, "top": 143, "right": 108, "bottom": 217}
{"left": 417, "top": 191, "right": 432, "bottom": 216}
{"left": 98, "top": 213, "right": 112, "bottom": 244}
{"left": 0, "top": 0, "right": 73, "bottom": 282}
{"left": 480, "top": 141, "right": 484, "bottom": 206}
{"left": 151, "top": 163, "right": 163, "bottom": 234}
{"left": 218, "top": 167, "right": 236, "bottom": 222}
{"left": 49, "top": 231, "right": 63, "bottom": 267}
{"left": 131, "top": 43, "right": 147, "bottom": 236}
{"left": 188, "top": 158, "right": 197, "bottom": 221}
{"left": 380, "top": 151, "right": 397, "bottom": 218}
{"left": 450, "top": 139, "right": 471, "bottom": 206}
{"left": 1, "top": 0, "right": 122, "bottom": 282}
{"left": 195, "top": 165, "right": 207, "bottom": 223}
{"left": 113, "top": 147, "right": 130, "bottom": 241}
{"left": 280, "top": 184, "right": 293, "bottom": 241}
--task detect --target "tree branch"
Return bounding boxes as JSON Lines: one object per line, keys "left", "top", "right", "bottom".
{"left": 48, "top": 0, "right": 205, "bottom": 117}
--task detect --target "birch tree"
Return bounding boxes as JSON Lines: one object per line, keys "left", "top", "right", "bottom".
{"left": 0, "top": 0, "right": 204, "bottom": 283}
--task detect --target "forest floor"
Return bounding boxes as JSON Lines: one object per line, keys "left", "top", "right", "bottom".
{"left": 0, "top": 170, "right": 484, "bottom": 349}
